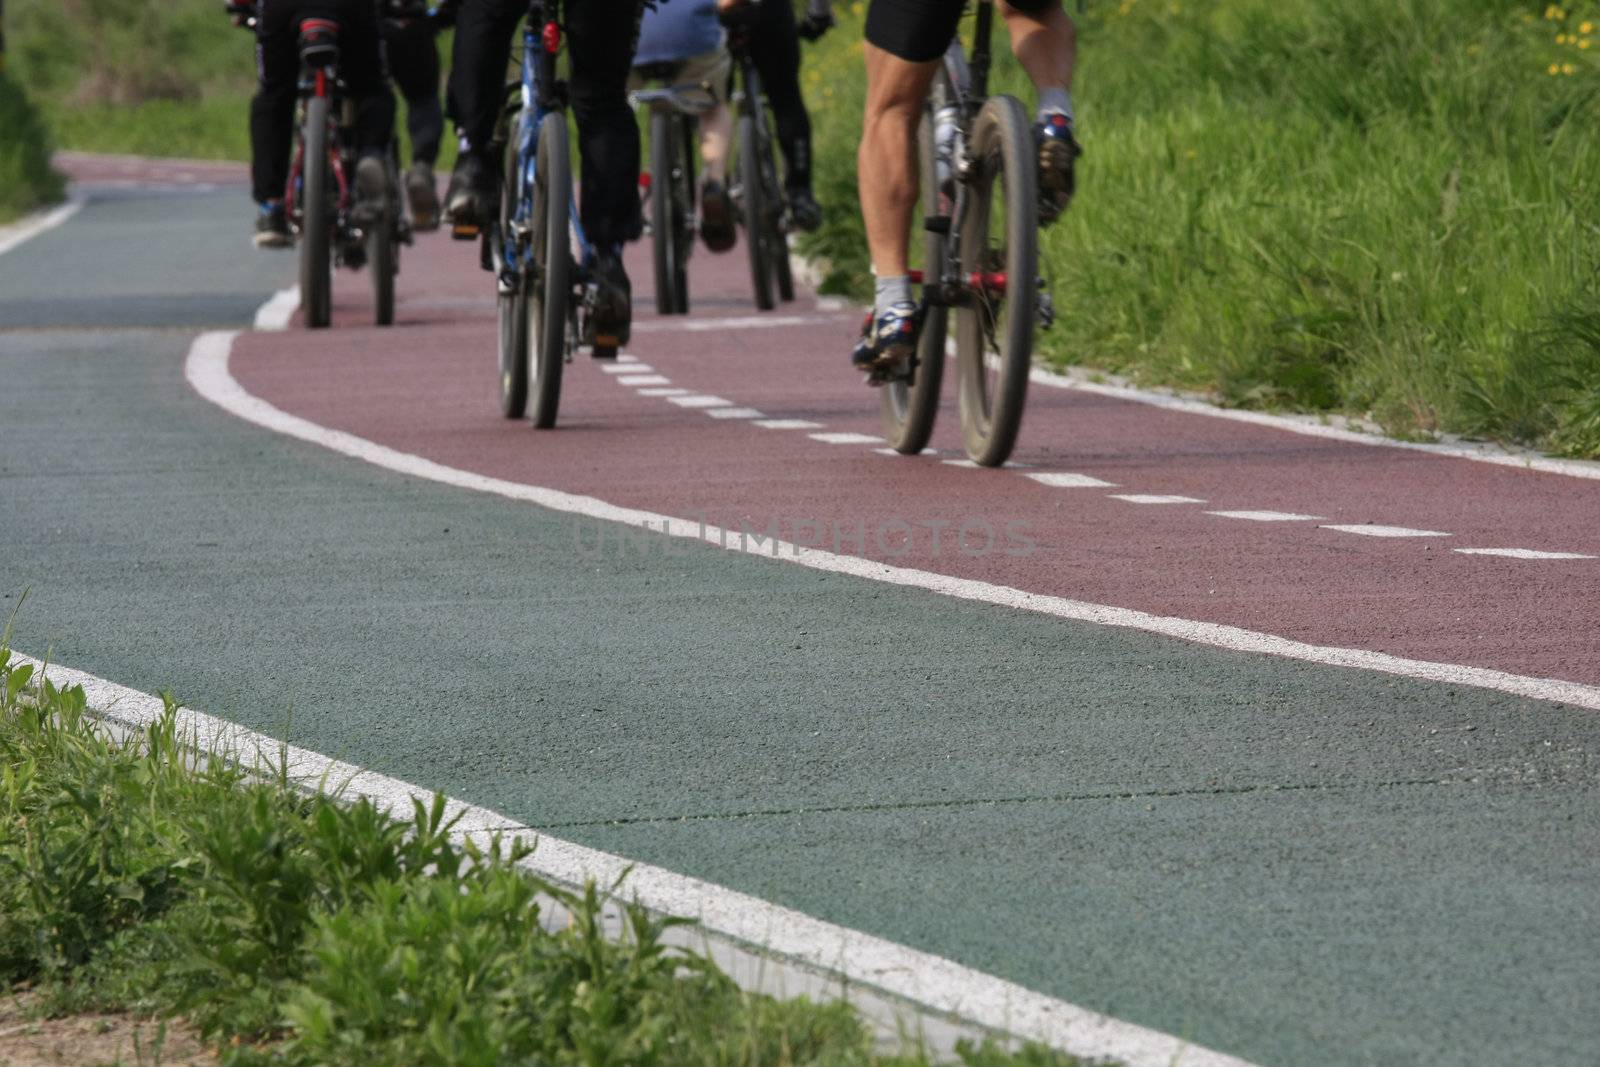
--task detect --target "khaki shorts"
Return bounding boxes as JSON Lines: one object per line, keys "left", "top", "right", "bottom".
{"left": 628, "top": 48, "right": 731, "bottom": 110}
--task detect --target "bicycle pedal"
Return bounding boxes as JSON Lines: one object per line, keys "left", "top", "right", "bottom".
{"left": 593, "top": 334, "right": 620, "bottom": 347}
{"left": 451, "top": 222, "right": 480, "bottom": 240}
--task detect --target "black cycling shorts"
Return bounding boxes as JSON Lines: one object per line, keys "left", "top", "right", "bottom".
{"left": 865, "top": 0, "right": 1057, "bottom": 63}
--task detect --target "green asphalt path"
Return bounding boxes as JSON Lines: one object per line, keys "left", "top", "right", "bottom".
{"left": 3, "top": 188, "right": 1598, "bottom": 1066}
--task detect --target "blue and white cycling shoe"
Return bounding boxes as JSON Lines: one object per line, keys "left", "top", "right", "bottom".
{"left": 850, "top": 301, "right": 920, "bottom": 382}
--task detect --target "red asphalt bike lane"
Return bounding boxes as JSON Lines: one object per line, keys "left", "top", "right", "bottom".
{"left": 229, "top": 208, "right": 1600, "bottom": 689}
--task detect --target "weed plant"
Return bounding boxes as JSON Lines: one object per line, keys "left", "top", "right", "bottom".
{"left": 0, "top": 72, "right": 64, "bottom": 223}
{"left": 0, "top": 647, "right": 1091, "bottom": 1066}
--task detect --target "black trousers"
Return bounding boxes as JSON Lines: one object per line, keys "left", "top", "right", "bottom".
{"left": 383, "top": 15, "right": 444, "bottom": 165}
{"left": 449, "top": 0, "right": 645, "bottom": 253}
{"left": 250, "top": 0, "right": 396, "bottom": 203}
{"left": 748, "top": 0, "right": 811, "bottom": 196}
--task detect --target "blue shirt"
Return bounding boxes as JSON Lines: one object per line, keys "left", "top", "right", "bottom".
{"left": 634, "top": 0, "right": 723, "bottom": 65}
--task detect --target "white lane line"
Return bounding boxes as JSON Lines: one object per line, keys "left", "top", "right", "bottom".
{"left": 253, "top": 286, "right": 300, "bottom": 331}
{"left": 15, "top": 651, "right": 1252, "bottom": 1067}
{"left": 1111, "top": 494, "right": 1207, "bottom": 505}
{"left": 1454, "top": 548, "right": 1598, "bottom": 560}
{"left": 707, "top": 407, "right": 764, "bottom": 419}
{"left": 942, "top": 459, "right": 1033, "bottom": 470}
{"left": 810, "top": 432, "right": 882, "bottom": 445}
{"left": 1207, "top": 510, "right": 1324, "bottom": 522}
{"left": 638, "top": 387, "right": 690, "bottom": 397}
{"left": 630, "top": 314, "right": 826, "bottom": 334}
{"left": 1026, "top": 472, "right": 1117, "bottom": 489}
{"left": 618, "top": 375, "right": 671, "bottom": 386}
{"left": 191, "top": 328, "right": 1600, "bottom": 714}
{"left": 601, "top": 362, "right": 654, "bottom": 374}
{"left": 1029, "top": 364, "right": 1600, "bottom": 483}
{"left": 668, "top": 395, "right": 733, "bottom": 409}
{"left": 617, "top": 354, "right": 640, "bottom": 363}
{"left": 756, "top": 419, "right": 824, "bottom": 430}
{"left": 1321, "top": 524, "right": 1451, "bottom": 539}
{"left": 0, "top": 196, "right": 85, "bottom": 257}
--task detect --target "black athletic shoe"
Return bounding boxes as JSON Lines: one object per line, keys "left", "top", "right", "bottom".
{"left": 1035, "top": 113, "right": 1080, "bottom": 226}
{"left": 699, "top": 179, "right": 735, "bottom": 253}
{"left": 444, "top": 151, "right": 493, "bottom": 236}
{"left": 585, "top": 253, "right": 632, "bottom": 353}
{"left": 254, "top": 201, "right": 291, "bottom": 249}
{"left": 788, "top": 188, "right": 822, "bottom": 233}
{"left": 406, "top": 160, "right": 440, "bottom": 231}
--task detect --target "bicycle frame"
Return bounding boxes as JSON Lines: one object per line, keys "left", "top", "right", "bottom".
{"left": 286, "top": 33, "right": 352, "bottom": 238}
{"left": 496, "top": 0, "right": 591, "bottom": 289}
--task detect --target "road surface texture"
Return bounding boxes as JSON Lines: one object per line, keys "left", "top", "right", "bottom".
{"left": 3, "top": 158, "right": 1598, "bottom": 1066}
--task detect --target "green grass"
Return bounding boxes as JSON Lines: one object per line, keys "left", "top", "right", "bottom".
{"left": 0, "top": 72, "right": 65, "bottom": 223}
{"left": 0, "top": 644, "right": 1093, "bottom": 1067}
{"left": 798, "top": 0, "right": 1600, "bottom": 457}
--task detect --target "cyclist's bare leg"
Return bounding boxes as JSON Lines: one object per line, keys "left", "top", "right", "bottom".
{"left": 998, "top": 0, "right": 1077, "bottom": 97}
{"left": 859, "top": 42, "right": 938, "bottom": 281}
{"left": 698, "top": 104, "right": 732, "bottom": 183}
{"left": 999, "top": 0, "right": 1080, "bottom": 221}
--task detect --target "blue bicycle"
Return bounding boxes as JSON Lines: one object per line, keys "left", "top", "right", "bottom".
{"left": 490, "top": 0, "right": 599, "bottom": 427}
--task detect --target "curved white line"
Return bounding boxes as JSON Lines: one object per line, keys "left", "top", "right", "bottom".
{"left": 0, "top": 196, "right": 85, "bottom": 258}
{"left": 181, "top": 328, "right": 1265, "bottom": 1065}
{"left": 1029, "top": 365, "right": 1600, "bottom": 482}
{"left": 187, "top": 329, "right": 1600, "bottom": 714}
{"left": 15, "top": 649, "right": 1253, "bottom": 1067}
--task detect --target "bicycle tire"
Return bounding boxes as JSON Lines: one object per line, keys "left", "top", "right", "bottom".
{"left": 672, "top": 114, "right": 693, "bottom": 315}
{"left": 955, "top": 94, "right": 1037, "bottom": 468}
{"left": 759, "top": 116, "right": 794, "bottom": 303}
{"left": 880, "top": 101, "right": 948, "bottom": 455}
{"left": 649, "top": 109, "right": 679, "bottom": 316}
{"left": 300, "top": 94, "right": 333, "bottom": 329}
{"left": 369, "top": 174, "right": 396, "bottom": 327}
{"left": 497, "top": 133, "right": 529, "bottom": 418}
{"left": 526, "top": 111, "right": 571, "bottom": 429}
{"left": 737, "top": 112, "right": 774, "bottom": 311}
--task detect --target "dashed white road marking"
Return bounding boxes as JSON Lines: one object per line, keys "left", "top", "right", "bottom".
{"left": 668, "top": 395, "right": 732, "bottom": 409}
{"left": 1321, "top": 524, "right": 1451, "bottom": 538}
{"left": 1207, "top": 510, "right": 1325, "bottom": 522}
{"left": 942, "top": 459, "right": 1033, "bottom": 470}
{"left": 1026, "top": 472, "right": 1117, "bottom": 488}
{"left": 618, "top": 375, "right": 671, "bottom": 386}
{"left": 1111, "top": 494, "right": 1207, "bottom": 505}
{"left": 637, "top": 387, "right": 690, "bottom": 397}
{"left": 1454, "top": 548, "right": 1597, "bottom": 560}
{"left": 756, "top": 419, "right": 824, "bottom": 430}
{"left": 601, "top": 362, "right": 653, "bottom": 374}
{"left": 707, "top": 407, "right": 764, "bottom": 419}
{"left": 810, "top": 432, "right": 882, "bottom": 445}
{"left": 191, "top": 327, "right": 1600, "bottom": 722}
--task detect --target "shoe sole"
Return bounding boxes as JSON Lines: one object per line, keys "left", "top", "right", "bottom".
{"left": 1038, "top": 139, "right": 1076, "bottom": 223}
{"left": 408, "top": 177, "right": 440, "bottom": 232}
{"left": 254, "top": 234, "right": 292, "bottom": 250}
{"left": 700, "top": 192, "right": 735, "bottom": 253}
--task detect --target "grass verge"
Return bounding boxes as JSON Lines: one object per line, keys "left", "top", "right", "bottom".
{"left": 0, "top": 72, "right": 65, "bottom": 224}
{"left": 0, "top": 646, "right": 1093, "bottom": 1067}
{"left": 798, "top": 0, "right": 1600, "bottom": 458}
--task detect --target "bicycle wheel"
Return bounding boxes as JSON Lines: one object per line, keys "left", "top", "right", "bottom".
{"left": 758, "top": 118, "right": 794, "bottom": 303}
{"left": 672, "top": 114, "right": 693, "bottom": 315}
{"left": 880, "top": 102, "right": 948, "bottom": 455}
{"left": 369, "top": 168, "right": 396, "bottom": 327}
{"left": 525, "top": 111, "right": 571, "bottom": 429}
{"left": 954, "top": 94, "right": 1037, "bottom": 467}
{"left": 737, "top": 112, "right": 774, "bottom": 311}
{"left": 300, "top": 95, "right": 333, "bottom": 329}
{"left": 649, "top": 109, "right": 679, "bottom": 316}
{"left": 497, "top": 132, "right": 529, "bottom": 418}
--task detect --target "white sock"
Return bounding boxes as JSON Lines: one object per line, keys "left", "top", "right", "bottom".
{"left": 1037, "top": 88, "right": 1074, "bottom": 123}
{"left": 874, "top": 275, "right": 912, "bottom": 317}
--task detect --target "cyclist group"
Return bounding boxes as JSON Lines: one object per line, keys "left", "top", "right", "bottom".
{"left": 237, "top": 0, "right": 1079, "bottom": 380}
